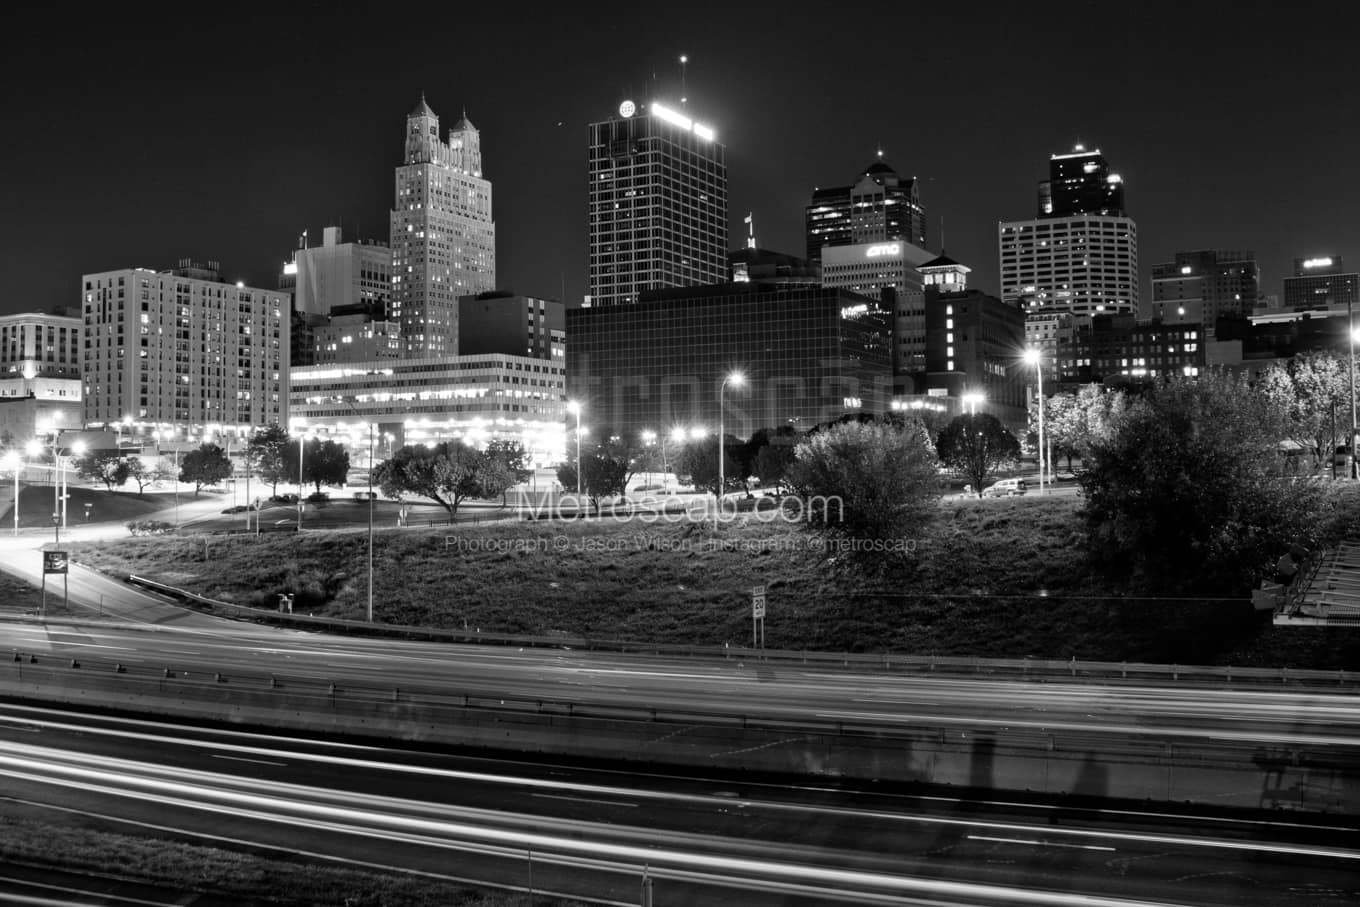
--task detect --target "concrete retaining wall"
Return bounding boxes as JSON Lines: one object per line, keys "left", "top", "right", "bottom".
{"left": 4, "top": 660, "right": 1354, "bottom": 815}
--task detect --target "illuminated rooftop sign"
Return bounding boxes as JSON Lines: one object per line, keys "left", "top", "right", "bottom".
{"left": 865, "top": 243, "right": 901, "bottom": 258}
{"left": 1303, "top": 257, "right": 1334, "bottom": 269}
{"left": 650, "top": 101, "right": 715, "bottom": 142}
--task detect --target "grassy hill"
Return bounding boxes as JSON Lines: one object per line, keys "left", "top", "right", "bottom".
{"left": 63, "top": 495, "right": 1360, "bottom": 670}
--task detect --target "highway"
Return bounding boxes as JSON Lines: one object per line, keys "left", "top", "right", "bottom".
{"left": 5, "top": 615, "right": 1359, "bottom": 752}
{"left": 1, "top": 702, "right": 1356, "bottom": 906}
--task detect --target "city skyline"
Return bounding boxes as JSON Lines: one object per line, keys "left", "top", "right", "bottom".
{"left": 2, "top": 2, "right": 1356, "bottom": 319}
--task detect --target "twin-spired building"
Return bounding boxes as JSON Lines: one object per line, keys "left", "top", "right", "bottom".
{"left": 390, "top": 96, "right": 496, "bottom": 357}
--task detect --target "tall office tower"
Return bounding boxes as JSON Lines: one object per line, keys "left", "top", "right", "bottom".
{"left": 1283, "top": 255, "right": 1358, "bottom": 310}
{"left": 1036, "top": 145, "right": 1125, "bottom": 218}
{"left": 81, "top": 260, "right": 289, "bottom": 432}
{"left": 390, "top": 97, "right": 495, "bottom": 357}
{"left": 999, "top": 144, "right": 1138, "bottom": 318}
{"left": 1149, "top": 250, "right": 1259, "bottom": 334}
{"left": 805, "top": 157, "right": 927, "bottom": 266}
{"left": 587, "top": 99, "right": 728, "bottom": 306}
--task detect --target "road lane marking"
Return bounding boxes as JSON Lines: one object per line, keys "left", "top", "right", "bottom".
{"left": 533, "top": 793, "right": 637, "bottom": 808}
{"left": 969, "top": 835, "right": 1115, "bottom": 852}
{"left": 211, "top": 754, "right": 287, "bottom": 766}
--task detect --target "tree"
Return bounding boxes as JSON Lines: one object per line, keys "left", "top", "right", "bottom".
{"left": 750, "top": 428, "right": 800, "bottom": 493}
{"left": 125, "top": 456, "right": 167, "bottom": 496}
{"left": 248, "top": 425, "right": 290, "bottom": 495}
{"left": 178, "top": 443, "right": 232, "bottom": 496}
{"left": 1258, "top": 352, "right": 1350, "bottom": 472}
{"left": 784, "top": 419, "right": 941, "bottom": 560}
{"left": 675, "top": 436, "right": 743, "bottom": 499}
{"left": 373, "top": 440, "right": 491, "bottom": 518}
{"left": 485, "top": 439, "right": 533, "bottom": 506}
{"left": 74, "top": 450, "right": 130, "bottom": 491}
{"left": 300, "top": 438, "right": 350, "bottom": 492}
{"left": 1080, "top": 369, "right": 1325, "bottom": 594}
{"left": 935, "top": 413, "right": 1021, "bottom": 496}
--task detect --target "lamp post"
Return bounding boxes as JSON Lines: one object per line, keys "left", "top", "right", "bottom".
{"left": 296, "top": 430, "right": 309, "bottom": 531}
{"left": 64, "top": 440, "right": 86, "bottom": 528}
{"left": 718, "top": 371, "right": 745, "bottom": 518}
{"left": 343, "top": 402, "right": 377, "bottom": 623}
{"left": 962, "top": 391, "right": 984, "bottom": 417}
{"left": 566, "top": 401, "right": 582, "bottom": 496}
{"left": 1024, "top": 349, "right": 1045, "bottom": 495}
{"left": 3, "top": 450, "right": 19, "bottom": 536}
{"left": 1349, "top": 301, "right": 1358, "bottom": 480}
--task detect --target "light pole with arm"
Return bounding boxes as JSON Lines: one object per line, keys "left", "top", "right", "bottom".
{"left": 1350, "top": 300, "right": 1358, "bottom": 480}
{"left": 4, "top": 450, "right": 20, "bottom": 536}
{"left": 566, "top": 401, "right": 582, "bottom": 496}
{"left": 1024, "top": 349, "right": 1045, "bottom": 495}
{"left": 718, "top": 371, "right": 745, "bottom": 517}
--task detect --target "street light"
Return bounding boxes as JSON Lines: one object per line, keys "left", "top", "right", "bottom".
{"left": 1023, "top": 349, "right": 1045, "bottom": 496}
{"left": 64, "top": 440, "right": 86, "bottom": 528}
{"left": 343, "top": 402, "right": 378, "bottom": 623}
{"left": 962, "top": 392, "right": 984, "bottom": 417}
{"left": 566, "top": 400, "right": 582, "bottom": 496}
{"left": 3, "top": 450, "right": 20, "bottom": 536}
{"left": 295, "top": 428, "right": 311, "bottom": 531}
{"left": 718, "top": 371, "right": 745, "bottom": 518}
{"left": 1349, "top": 301, "right": 1359, "bottom": 480}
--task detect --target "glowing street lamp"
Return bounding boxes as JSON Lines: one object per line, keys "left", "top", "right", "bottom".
{"left": 3, "top": 450, "right": 20, "bottom": 536}
{"left": 566, "top": 400, "right": 582, "bottom": 496}
{"left": 718, "top": 371, "right": 745, "bottom": 516}
{"left": 962, "top": 392, "right": 985, "bottom": 417}
{"left": 1023, "top": 349, "right": 1046, "bottom": 495}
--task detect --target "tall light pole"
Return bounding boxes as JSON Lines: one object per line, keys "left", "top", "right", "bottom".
{"left": 718, "top": 371, "right": 745, "bottom": 517}
{"left": 1348, "top": 300, "right": 1359, "bottom": 480}
{"left": 566, "top": 401, "right": 582, "bottom": 496}
{"left": 1024, "top": 349, "right": 1045, "bottom": 495}
{"left": 343, "top": 401, "right": 377, "bottom": 623}
{"left": 3, "top": 450, "right": 20, "bottom": 536}
{"left": 64, "top": 440, "right": 86, "bottom": 528}
{"left": 296, "top": 430, "right": 308, "bottom": 531}
{"left": 962, "top": 391, "right": 984, "bottom": 417}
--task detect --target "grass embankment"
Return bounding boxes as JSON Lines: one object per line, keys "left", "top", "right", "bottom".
{"left": 0, "top": 815, "right": 586, "bottom": 907}
{"left": 66, "top": 495, "right": 1360, "bottom": 670}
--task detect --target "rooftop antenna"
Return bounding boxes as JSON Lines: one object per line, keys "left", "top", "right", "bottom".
{"left": 679, "top": 54, "right": 688, "bottom": 107}
{"left": 745, "top": 212, "right": 756, "bottom": 250}
{"left": 939, "top": 216, "right": 945, "bottom": 254}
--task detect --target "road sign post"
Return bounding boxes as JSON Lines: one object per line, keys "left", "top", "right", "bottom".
{"left": 751, "top": 585, "right": 766, "bottom": 651}
{"left": 42, "top": 549, "right": 69, "bottom": 614}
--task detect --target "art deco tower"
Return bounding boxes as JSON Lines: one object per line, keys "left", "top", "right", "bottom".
{"left": 389, "top": 96, "right": 495, "bottom": 357}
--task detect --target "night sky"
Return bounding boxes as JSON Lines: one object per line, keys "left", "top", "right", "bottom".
{"left": 3, "top": 1, "right": 1355, "bottom": 319}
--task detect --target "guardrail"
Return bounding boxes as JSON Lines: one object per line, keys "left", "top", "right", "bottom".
{"left": 120, "top": 575, "right": 1359, "bottom": 689}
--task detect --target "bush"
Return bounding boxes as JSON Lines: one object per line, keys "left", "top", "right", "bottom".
{"left": 126, "top": 520, "right": 175, "bottom": 536}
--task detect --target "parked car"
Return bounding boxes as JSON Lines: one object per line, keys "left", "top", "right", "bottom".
{"left": 270, "top": 493, "right": 299, "bottom": 504}
{"left": 981, "top": 477, "right": 1028, "bottom": 498}
{"left": 221, "top": 505, "right": 249, "bottom": 514}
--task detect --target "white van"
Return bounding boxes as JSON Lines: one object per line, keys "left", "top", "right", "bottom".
{"left": 981, "top": 477, "right": 1028, "bottom": 498}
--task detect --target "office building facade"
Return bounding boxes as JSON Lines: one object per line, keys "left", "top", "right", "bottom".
{"left": 289, "top": 355, "right": 566, "bottom": 468}
{"left": 1000, "top": 145, "right": 1139, "bottom": 319}
{"left": 820, "top": 240, "right": 937, "bottom": 382}
{"left": 458, "top": 292, "right": 564, "bottom": 362}
{"left": 291, "top": 226, "right": 392, "bottom": 319}
{"left": 923, "top": 287, "right": 1027, "bottom": 422}
{"left": 565, "top": 283, "right": 891, "bottom": 442}
{"left": 81, "top": 259, "right": 289, "bottom": 434}
{"left": 587, "top": 99, "right": 728, "bottom": 306}
{"left": 805, "top": 158, "right": 927, "bottom": 266}
{"left": 390, "top": 97, "right": 495, "bottom": 356}
{"left": 1148, "top": 249, "right": 1259, "bottom": 336}
{"left": 1283, "top": 255, "right": 1358, "bottom": 311}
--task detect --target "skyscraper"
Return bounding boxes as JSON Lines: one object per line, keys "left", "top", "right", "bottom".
{"left": 999, "top": 144, "right": 1139, "bottom": 320}
{"left": 390, "top": 97, "right": 495, "bottom": 357}
{"left": 805, "top": 157, "right": 927, "bottom": 266}
{"left": 587, "top": 99, "right": 728, "bottom": 306}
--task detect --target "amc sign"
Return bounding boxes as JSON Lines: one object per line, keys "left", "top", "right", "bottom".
{"left": 865, "top": 243, "right": 901, "bottom": 258}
